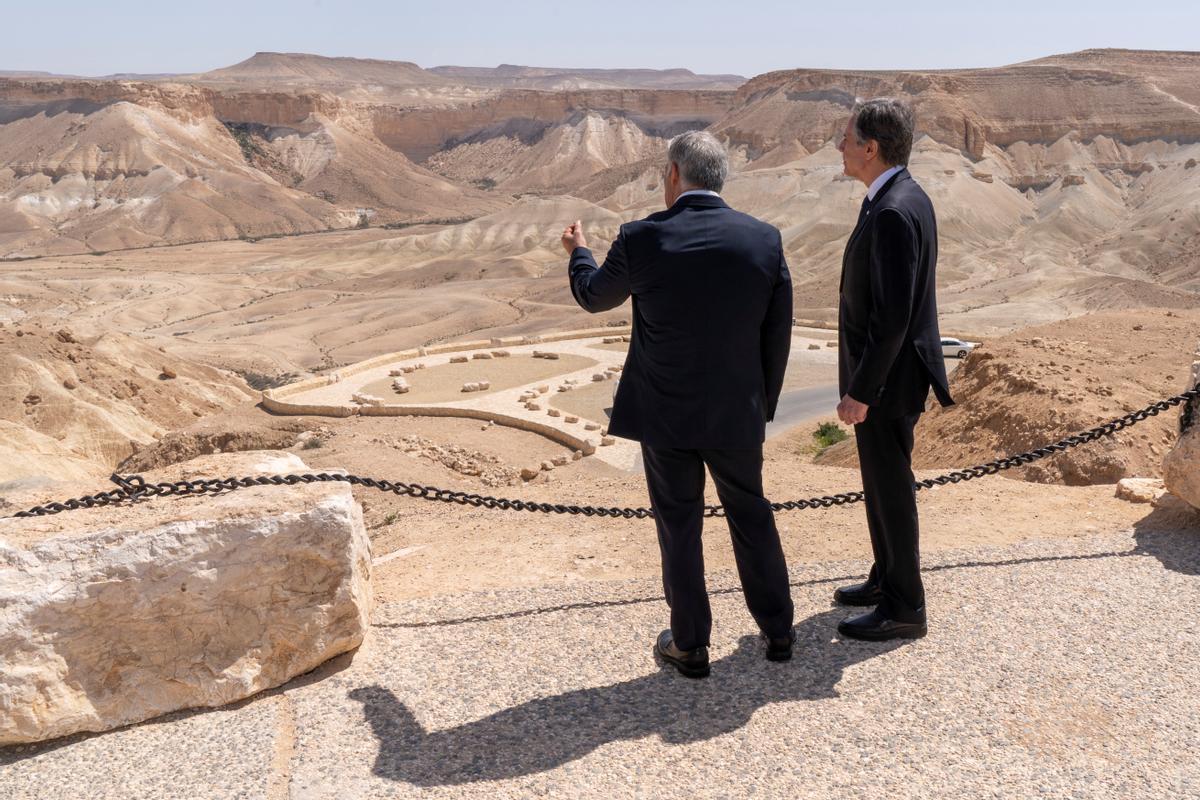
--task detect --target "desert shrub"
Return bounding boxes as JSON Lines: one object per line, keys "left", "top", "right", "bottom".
{"left": 813, "top": 422, "right": 848, "bottom": 452}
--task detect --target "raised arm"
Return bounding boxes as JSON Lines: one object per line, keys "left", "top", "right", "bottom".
{"left": 566, "top": 223, "right": 632, "bottom": 313}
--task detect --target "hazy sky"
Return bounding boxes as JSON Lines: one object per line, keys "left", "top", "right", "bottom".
{"left": 4, "top": 0, "right": 1197, "bottom": 78}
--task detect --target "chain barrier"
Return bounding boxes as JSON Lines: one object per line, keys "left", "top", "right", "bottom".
{"left": 7, "top": 388, "right": 1198, "bottom": 522}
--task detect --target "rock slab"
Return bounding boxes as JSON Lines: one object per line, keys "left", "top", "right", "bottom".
{"left": 0, "top": 452, "right": 372, "bottom": 745}
{"left": 1162, "top": 348, "right": 1200, "bottom": 510}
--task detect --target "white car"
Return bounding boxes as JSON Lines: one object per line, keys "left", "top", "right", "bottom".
{"left": 941, "top": 337, "right": 977, "bottom": 359}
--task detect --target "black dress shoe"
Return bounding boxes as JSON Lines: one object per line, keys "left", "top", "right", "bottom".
{"left": 837, "top": 609, "right": 927, "bottom": 641}
{"left": 833, "top": 580, "right": 883, "bottom": 607}
{"left": 654, "top": 630, "right": 710, "bottom": 678}
{"left": 761, "top": 631, "right": 795, "bottom": 662}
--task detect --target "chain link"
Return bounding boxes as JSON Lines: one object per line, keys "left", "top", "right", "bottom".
{"left": 8, "top": 388, "right": 1198, "bottom": 521}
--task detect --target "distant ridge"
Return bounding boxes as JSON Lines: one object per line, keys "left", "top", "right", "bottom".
{"left": 428, "top": 63, "right": 745, "bottom": 90}
{"left": 186, "top": 52, "right": 744, "bottom": 92}
{"left": 192, "top": 51, "right": 444, "bottom": 88}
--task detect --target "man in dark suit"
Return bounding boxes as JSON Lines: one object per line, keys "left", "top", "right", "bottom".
{"left": 833, "top": 98, "right": 954, "bottom": 641}
{"left": 560, "top": 131, "right": 795, "bottom": 678}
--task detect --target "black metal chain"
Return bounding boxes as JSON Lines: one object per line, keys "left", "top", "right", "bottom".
{"left": 8, "top": 388, "right": 1198, "bottom": 521}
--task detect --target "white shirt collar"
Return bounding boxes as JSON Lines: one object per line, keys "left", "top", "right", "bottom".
{"left": 674, "top": 189, "right": 721, "bottom": 204}
{"left": 866, "top": 165, "right": 905, "bottom": 202}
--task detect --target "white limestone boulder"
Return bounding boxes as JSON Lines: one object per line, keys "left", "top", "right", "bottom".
{"left": 1162, "top": 350, "right": 1200, "bottom": 511}
{"left": 0, "top": 451, "right": 372, "bottom": 745}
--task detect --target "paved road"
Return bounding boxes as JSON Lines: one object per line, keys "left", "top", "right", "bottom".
{"left": 766, "top": 384, "right": 842, "bottom": 439}
{"left": 5, "top": 528, "right": 1197, "bottom": 799}
{"left": 766, "top": 357, "right": 964, "bottom": 441}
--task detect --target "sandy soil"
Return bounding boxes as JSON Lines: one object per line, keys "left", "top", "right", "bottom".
{"left": 361, "top": 353, "right": 596, "bottom": 403}
{"left": 819, "top": 308, "right": 1200, "bottom": 484}
{"left": 549, "top": 381, "right": 616, "bottom": 423}
{"left": 37, "top": 398, "right": 1188, "bottom": 607}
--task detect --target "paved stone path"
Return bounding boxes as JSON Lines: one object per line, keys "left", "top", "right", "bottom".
{"left": 3, "top": 527, "right": 1198, "bottom": 799}
{"left": 286, "top": 333, "right": 838, "bottom": 471}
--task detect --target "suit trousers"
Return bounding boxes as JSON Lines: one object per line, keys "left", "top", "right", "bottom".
{"left": 854, "top": 411, "right": 926, "bottom": 623}
{"left": 641, "top": 444, "right": 794, "bottom": 651}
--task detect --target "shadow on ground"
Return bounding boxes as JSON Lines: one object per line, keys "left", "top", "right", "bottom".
{"left": 350, "top": 608, "right": 905, "bottom": 786}
{"left": 1132, "top": 497, "right": 1200, "bottom": 576}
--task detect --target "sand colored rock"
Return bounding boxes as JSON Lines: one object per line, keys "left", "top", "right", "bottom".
{"left": 0, "top": 451, "right": 372, "bottom": 746}
{"left": 0, "top": 326, "right": 252, "bottom": 484}
{"left": 1162, "top": 346, "right": 1200, "bottom": 509}
{"left": 1115, "top": 477, "right": 1166, "bottom": 504}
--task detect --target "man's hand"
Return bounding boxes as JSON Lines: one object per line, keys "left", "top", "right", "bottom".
{"left": 561, "top": 220, "right": 588, "bottom": 254}
{"left": 836, "top": 394, "right": 869, "bottom": 425}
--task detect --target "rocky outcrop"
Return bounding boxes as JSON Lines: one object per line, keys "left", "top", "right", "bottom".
{"left": 719, "top": 52, "right": 1200, "bottom": 160}
{"left": 372, "top": 89, "right": 736, "bottom": 162}
{"left": 0, "top": 451, "right": 372, "bottom": 745}
{"left": 1163, "top": 346, "right": 1200, "bottom": 510}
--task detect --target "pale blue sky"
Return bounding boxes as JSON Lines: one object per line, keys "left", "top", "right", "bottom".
{"left": 4, "top": 0, "right": 1197, "bottom": 78}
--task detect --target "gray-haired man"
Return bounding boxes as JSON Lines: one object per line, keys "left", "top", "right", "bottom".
{"left": 560, "top": 131, "right": 795, "bottom": 678}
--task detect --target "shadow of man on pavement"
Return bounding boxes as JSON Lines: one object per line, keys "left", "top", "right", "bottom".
{"left": 348, "top": 608, "right": 908, "bottom": 786}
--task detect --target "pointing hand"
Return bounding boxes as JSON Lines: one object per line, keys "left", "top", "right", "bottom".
{"left": 561, "top": 220, "right": 588, "bottom": 254}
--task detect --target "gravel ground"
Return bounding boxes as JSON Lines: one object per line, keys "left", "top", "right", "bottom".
{"left": 3, "top": 527, "right": 1198, "bottom": 799}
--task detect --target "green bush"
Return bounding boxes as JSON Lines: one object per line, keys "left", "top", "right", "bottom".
{"left": 302, "top": 437, "right": 324, "bottom": 450}
{"left": 813, "top": 422, "right": 848, "bottom": 452}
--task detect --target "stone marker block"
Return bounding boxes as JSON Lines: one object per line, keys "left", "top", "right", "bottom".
{"left": 1115, "top": 477, "right": 1166, "bottom": 504}
{"left": 450, "top": 356, "right": 468, "bottom": 364}
{"left": 0, "top": 452, "right": 371, "bottom": 746}
{"left": 352, "top": 393, "right": 383, "bottom": 406}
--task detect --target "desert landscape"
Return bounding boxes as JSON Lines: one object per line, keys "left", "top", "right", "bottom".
{"left": 1, "top": 44, "right": 1199, "bottom": 799}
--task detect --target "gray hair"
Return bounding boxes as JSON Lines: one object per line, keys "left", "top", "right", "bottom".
{"left": 851, "top": 97, "right": 915, "bottom": 167}
{"left": 667, "top": 130, "right": 728, "bottom": 192}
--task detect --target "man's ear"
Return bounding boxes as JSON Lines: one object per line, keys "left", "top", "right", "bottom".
{"left": 864, "top": 139, "right": 879, "bottom": 163}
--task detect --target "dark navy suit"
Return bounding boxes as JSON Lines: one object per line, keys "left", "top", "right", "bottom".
{"left": 839, "top": 168, "right": 954, "bottom": 623}
{"left": 568, "top": 193, "right": 794, "bottom": 649}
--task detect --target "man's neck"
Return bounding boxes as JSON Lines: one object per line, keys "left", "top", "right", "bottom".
{"left": 858, "top": 163, "right": 890, "bottom": 189}
{"left": 672, "top": 187, "right": 719, "bottom": 205}
{"left": 865, "top": 164, "right": 904, "bottom": 201}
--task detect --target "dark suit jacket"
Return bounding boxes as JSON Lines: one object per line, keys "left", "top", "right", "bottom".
{"left": 839, "top": 169, "right": 954, "bottom": 417}
{"left": 568, "top": 194, "right": 792, "bottom": 448}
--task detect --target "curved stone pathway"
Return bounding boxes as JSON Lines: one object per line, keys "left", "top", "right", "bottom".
{"left": 4, "top": 526, "right": 1198, "bottom": 799}
{"left": 283, "top": 332, "right": 840, "bottom": 471}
